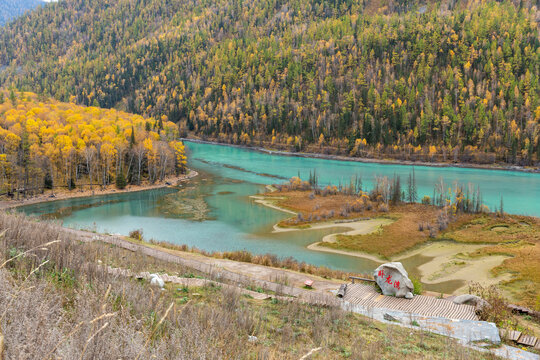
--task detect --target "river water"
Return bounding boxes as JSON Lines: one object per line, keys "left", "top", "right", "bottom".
{"left": 17, "top": 141, "right": 540, "bottom": 293}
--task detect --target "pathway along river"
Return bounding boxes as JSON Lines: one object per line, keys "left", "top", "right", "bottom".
{"left": 17, "top": 141, "right": 540, "bottom": 294}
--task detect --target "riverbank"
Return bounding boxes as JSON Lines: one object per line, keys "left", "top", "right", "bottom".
{"left": 184, "top": 138, "right": 540, "bottom": 174}
{"left": 252, "top": 190, "right": 540, "bottom": 303}
{"left": 0, "top": 169, "right": 198, "bottom": 210}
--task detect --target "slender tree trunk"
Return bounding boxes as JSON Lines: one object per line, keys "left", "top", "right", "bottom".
{"left": 137, "top": 156, "right": 142, "bottom": 185}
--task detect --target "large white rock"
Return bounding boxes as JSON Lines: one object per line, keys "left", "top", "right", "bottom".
{"left": 373, "top": 262, "right": 414, "bottom": 299}
{"left": 452, "top": 294, "right": 490, "bottom": 312}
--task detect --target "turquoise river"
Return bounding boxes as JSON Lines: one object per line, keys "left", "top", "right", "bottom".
{"left": 17, "top": 141, "right": 540, "bottom": 293}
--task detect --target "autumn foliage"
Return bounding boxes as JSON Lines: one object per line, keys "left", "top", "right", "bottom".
{"left": 0, "top": 0, "right": 537, "bottom": 165}
{"left": 0, "top": 91, "right": 186, "bottom": 196}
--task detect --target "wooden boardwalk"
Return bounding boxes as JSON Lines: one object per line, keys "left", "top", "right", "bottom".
{"left": 342, "top": 283, "right": 478, "bottom": 321}
{"left": 500, "top": 329, "right": 540, "bottom": 350}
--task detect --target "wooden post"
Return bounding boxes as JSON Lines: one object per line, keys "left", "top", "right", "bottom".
{"left": 337, "top": 284, "right": 347, "bottom": 298}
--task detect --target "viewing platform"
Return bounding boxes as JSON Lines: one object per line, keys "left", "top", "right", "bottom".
{"left": 342, "top": 282, "right": 478, "bottom": 321}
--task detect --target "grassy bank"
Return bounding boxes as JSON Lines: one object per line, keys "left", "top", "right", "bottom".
{"left": 0, "top": 211, "right": 498, "bottom": 359}
{"left": 134, "top": 235, "right": 358, "bottom": 282}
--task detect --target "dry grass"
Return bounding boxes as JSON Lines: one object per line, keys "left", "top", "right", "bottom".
{"left": 266, "top": 190, "right": 390, "bottom": 227}
{"left": 444, "top": 214, "right": 540, "bottom": 244}
{"left": 468, "top": 282, "right": 540, "bottom": 340}
{"left": 0, "top": 211, "right": 500, "bottom": 359}
{"left": 144, "top": 239, "right": 356, "bottom": 281}
{"left": 267, "top": 191, "right": 366, "bottom": 219}
{"left": 326, "top": 204, "right": 438, "bottom": 258}
{"left": 446, "top": 215, "right": 540, "bottom": 309}
{"left": 469, "top": 282, "right": 514, "bottom": 326}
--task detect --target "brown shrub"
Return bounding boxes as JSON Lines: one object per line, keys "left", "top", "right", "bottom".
{"left": 468, "top": 282, "right": 513, "bottom": 327}
{"left": 128, "top": 229, "right": 144, "bottom": 241}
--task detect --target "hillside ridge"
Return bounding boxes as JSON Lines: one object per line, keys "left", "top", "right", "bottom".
{"left": 0, "top": 0, "right": 538, "bottom": 165}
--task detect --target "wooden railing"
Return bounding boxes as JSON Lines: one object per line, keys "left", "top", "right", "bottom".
{"left": 349, "top": 276, "right": 375, "bottom": 284}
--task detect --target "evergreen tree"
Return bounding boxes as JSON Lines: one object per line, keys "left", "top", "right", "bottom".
{"left": 130, "top": 125, "right": 136, "bottom": 148}
{"left": 391, "top": 175, "right": 402, "bottom": 205}
{"left": 9, "top": 89, "right": 16, "bottom": 105}
{"left": 407, "top": 168, "right": 418, "bottom": 203}
{"left": 44, "top": 172, "right": 53, "bottom": 189}
{"left": 116, "top": 170, "right": 127, "bottom": 189}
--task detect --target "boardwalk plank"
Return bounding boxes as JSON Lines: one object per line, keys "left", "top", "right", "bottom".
{"left": 517, "top": 335, "right": 537, "bottom": 347}
{"left": 342, "top": 283, "right": 477, "bottom": 321}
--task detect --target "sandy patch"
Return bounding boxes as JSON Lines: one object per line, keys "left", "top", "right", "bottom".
{"left": 265, "top": 185, "right": 278, "bottom": 192}
{"left": 272, "top": 218, "right": 393, "bottom": 236}
{"left": 250, "top": 195, "right": 296, "bottom": 215}
{"left": 398, "top": 242, "right": 513, "bottom": 294}
{"left": 393, "top": 241, "right": 486, "bottom": 261}
{"left": 418, "top": 253, "right": 513, "bottom": 294}
{"left": 321, "top": 218, "right": 394, "bottom": 242}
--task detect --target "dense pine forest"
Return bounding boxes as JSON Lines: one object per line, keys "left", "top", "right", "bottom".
{"left": 0, "top": 91, "right": 186, "bottom": 196}
{"left": 0, "top": 0, "right": 538, "bottom": 165}
{"left": 0, "top": 0, "right": 44, "bottom": 26}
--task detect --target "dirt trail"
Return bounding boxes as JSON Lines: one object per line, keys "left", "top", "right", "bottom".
{"left": 65, "top": 227, "right": 342, "bottom": 304}
{"left": 104, "top": 264, "right": 294, "bottom": 301}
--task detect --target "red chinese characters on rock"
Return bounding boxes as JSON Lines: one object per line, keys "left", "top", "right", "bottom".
{"left": 373, "top": 263, "right": 413, "bottom": 298}
{"left": 377, "top": 269, "right": 400, "bottom": 290}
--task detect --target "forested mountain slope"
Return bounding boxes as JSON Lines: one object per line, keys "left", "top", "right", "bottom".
{"left": 0, "top": 0, "right": 44, "bottom": 26}
{"left": 0, "top": 0, "right": 538, "bottom": 165}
